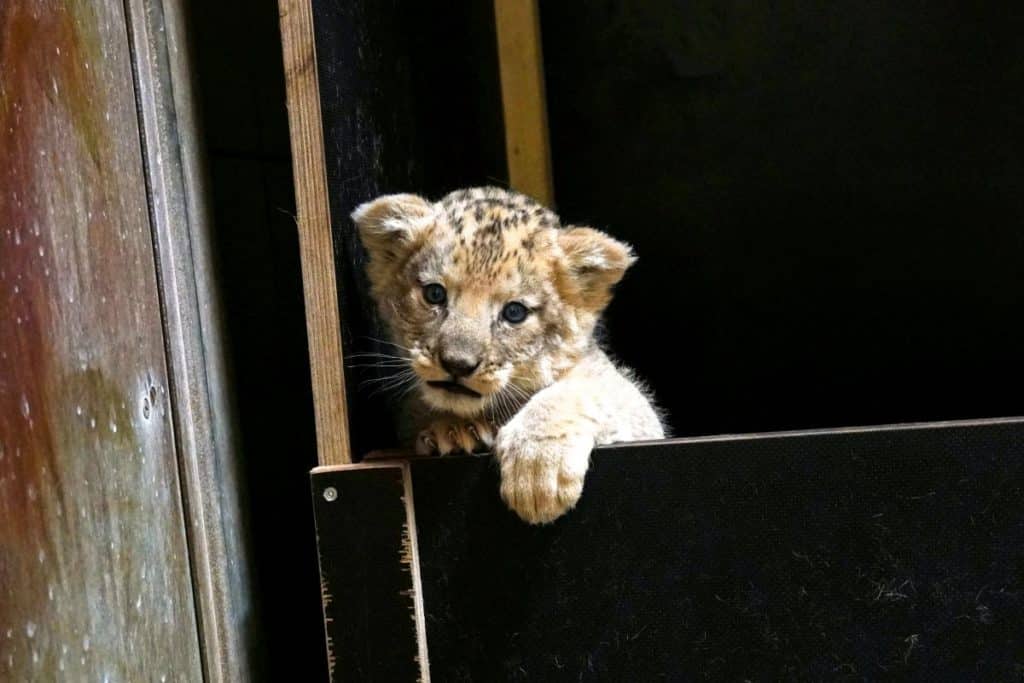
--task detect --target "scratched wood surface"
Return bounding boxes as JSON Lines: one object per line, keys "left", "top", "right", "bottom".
{"left": 0, "top": 1, "right": 203, "bottom": 680}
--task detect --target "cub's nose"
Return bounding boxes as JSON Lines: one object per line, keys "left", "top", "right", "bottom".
{"left": 440, "top": 353, "right": 480, "bottom": 378}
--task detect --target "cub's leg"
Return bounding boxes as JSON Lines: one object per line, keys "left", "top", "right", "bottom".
{"left": 495, "top": 359, "right": 663, "bottom": 524}
{"left": 496, "top": 404, "right": 594, "bottom": 525}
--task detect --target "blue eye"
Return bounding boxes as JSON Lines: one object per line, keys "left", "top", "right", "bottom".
{"left": 502, "top": 301, "right": 529, "bottom": 323}
{"left": 423, "top": 283, "right": 447, "bottom": 305}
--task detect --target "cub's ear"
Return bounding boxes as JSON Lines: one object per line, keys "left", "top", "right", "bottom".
{"left": 556, "top": 226, "right": 637, "bottom": 311}
{"left": 351, "top": 193, "right": 434, "bottom": 264}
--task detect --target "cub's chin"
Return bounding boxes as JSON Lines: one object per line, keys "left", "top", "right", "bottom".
{"left": 421, "top": 382, "right": 488, "bottom": 417}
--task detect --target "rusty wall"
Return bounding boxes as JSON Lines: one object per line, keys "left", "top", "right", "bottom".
{"left": 0, "top": 1, "right": 203, "bottom": 679}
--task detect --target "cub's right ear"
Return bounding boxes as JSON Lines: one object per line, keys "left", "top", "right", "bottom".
{"left": 351, "top": 193, "right": 434, "bottom": 264}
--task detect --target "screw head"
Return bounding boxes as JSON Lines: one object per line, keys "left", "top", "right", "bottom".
{"left": 323, "top": 486, "right": 338, "bottom": 502}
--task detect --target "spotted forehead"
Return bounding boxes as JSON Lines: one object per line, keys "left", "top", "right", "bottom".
{"left": 433, "top": 189, "right": 560, "bottom": 277}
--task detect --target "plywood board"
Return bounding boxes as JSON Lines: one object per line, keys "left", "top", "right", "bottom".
{"left": 313, "top": 419, "right": 1024, "bottom": 679}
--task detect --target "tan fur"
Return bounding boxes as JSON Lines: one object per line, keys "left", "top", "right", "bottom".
{"left": 353, "top": 187, "right": 665, "bottom": 524}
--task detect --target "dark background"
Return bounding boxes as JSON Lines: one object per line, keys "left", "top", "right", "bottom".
{"left": 187, "top": 0, "right": 1024, "bottom": 678}
{"left": 541, "top": 1, "right": 1024, "bottom": 436}
{"left": 312, "top": 0, "right": 1024, "bottom": 454}
{"left": 189, "top": 0, "right": 323, "bottom": 678}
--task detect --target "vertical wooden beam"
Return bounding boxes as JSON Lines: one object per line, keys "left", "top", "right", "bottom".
{"left": 493, "top": 0, "right": 555, "bottom": 206}
{"left": 123, "top": 0, "right": 258, "bottom": 677}
{"left": 278, "top": 0, "right": 352, "bottom": 465}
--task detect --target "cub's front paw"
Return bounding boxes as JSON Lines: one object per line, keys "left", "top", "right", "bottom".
{"left": 415, "top": 417, "right": 495, "bottom": 456}
{"left": 495, "top": 426, "right": 593, "bottom": 525}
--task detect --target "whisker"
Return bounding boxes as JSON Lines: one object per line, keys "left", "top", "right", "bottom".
{"left": 368, "top": 371, "right": 419, "bottom": 397}
{"left": 345, "top": 352, "right": 411, "bottom": 361}
{"left": 359, "top": 370, "right": 411, "bottom": 381}
{"left": 361, "top": 336, "right": 416, "bottom": 354}
{"left": 376, "top": 378, "right": 415, "bottom": 396}
{"left": 487, "top": 392, "right": 502, "bottom": 422}
{"left": 359, "top": 369, "right": 416, "bottom": 389}
{"left": 505, "top": 382, "right": 530, "bottom": 401}
{"left": 392, "top": 376, "right": 421, "bottom": 397}
{"left": 394, "top": 379, "right": 421, "bottom": 403}
{"left": 493, "top": 390, "right": 516, "bottom": 423}
{"left": 346, "top": 361, "right": 410, "bottom": 369}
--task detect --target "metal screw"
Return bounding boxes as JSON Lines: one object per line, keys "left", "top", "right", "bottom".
{"left": 323, "top": 486, "right": 338, "bottom": 502}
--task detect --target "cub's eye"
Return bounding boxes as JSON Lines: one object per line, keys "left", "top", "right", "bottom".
{"left": 501, "top": 301, "right": 529, "bottom": 324}
{"left": 422, "top": 283, "right": 447, "bottom": 305}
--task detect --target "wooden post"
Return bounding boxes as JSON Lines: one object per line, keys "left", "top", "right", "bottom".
{"left": 278, "top": 0, "right": 352, "bottom": 465}
{"left": 494, "top": 0, "right": 555, "bottom": 206}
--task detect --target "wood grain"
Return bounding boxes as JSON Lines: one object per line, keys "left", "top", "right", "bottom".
{"left": 0, "top": 1, "right": 202, "bottom": 679}
{"left": 494, "top": 0, "right": 555, "bottom": 206}
{"left": 124, "top": 0, "right": 257, "bottom": 677}
{"left": 278, "top": 0, "right": 352, "bottom": 466}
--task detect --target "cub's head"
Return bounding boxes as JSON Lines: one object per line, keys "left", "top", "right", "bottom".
{"left": 352, "top": 187, "right": 635, "bottom": 417}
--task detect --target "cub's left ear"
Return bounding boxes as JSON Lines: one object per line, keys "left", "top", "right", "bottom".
{"left": 557, "top": 226, "right": 637, "bottom": 311}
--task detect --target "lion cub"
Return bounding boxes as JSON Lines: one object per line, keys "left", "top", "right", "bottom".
{"left": 353, "top": 187, "right": 665, "bottom": 524}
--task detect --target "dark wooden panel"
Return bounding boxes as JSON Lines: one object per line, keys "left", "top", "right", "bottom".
{"left": 0, "top": 1, "right": 201, "bottom": 679}
{"left": 312, "top": 464, "right": 422, "bottom": 682}
{"left": 411, "top": 421, "right": 1024, "bottom": 679}
{"left": 314, "top": 420, "right": 1024, "bottom": 680}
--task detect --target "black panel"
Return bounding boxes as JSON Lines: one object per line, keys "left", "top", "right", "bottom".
{"left": 540, "top": 2, "right": 1024, "bottom": 437}
{"left": 410, "top": 422, "right": 1024, "bottom": 680}
{"left": 312, "top": 466, "right": 420, "bottom": 681}
{"left": 311, "top": 1, "right": 506, "bottom": 456}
